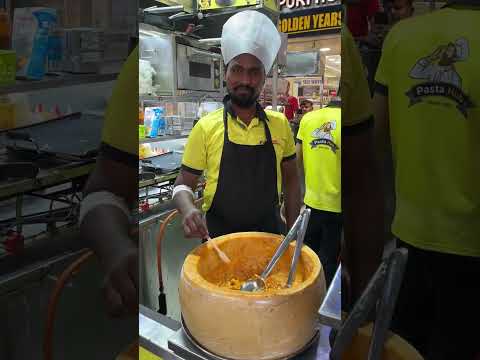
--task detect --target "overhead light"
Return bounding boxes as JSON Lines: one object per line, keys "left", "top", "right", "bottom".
{"left": 320, "top": 48, "right": 330, "bottom": 52}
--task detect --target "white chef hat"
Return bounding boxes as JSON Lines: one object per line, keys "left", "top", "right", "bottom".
{"left": 221, "top": 10, "right": 281, "bottom": 74}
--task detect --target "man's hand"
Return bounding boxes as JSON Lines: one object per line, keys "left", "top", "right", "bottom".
{"left": 173, "top": 170, "right": 207, "bottom": 238}
{"left": 182, "top": 206, "right": 209, "bottom": 238}
{"left": 102, "top": 247, "right": 139, "bottom": 317}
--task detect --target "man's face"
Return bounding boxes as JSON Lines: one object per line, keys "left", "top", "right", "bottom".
{"left": 392, "top": 0, "right": 412, "bottom": 21}
{"left": 301, "top": 102, "right": 313, "bottom": 114}
{"left": 225, "top": 53, "right": 265, "bottom": 108}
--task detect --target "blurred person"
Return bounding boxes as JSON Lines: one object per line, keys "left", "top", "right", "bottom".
{"left": 80, "top": 47, "right": 138, "bottom": 317}
{"left": 341, "top": 26, "right": 386, "bottom": 308}
{"left": 279, "top": 82, "right": 299, "bottom": 123}
{"left": 289, "top": 99, "right": 314, "bottom": 142}
{"left": 296, "top": 97, "right": 342, "bottom": 286}
{"left": 299, "top": 98, "right": 314, "bottom": 115}
{"left": 173, "top": 10, "right": 300, "bottom": 239}
{"left": 346, "top": 0, "right": 380, "bottom": 39}
{"left": 374, "top": 1, "right": 479, "bottom": 358}
{"left": 391, "top": 0, "right": 414, "bottom": 22}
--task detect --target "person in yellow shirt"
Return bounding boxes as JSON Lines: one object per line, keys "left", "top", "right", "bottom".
{"left": 341, "top": 26, "right": 385, "bottom": 307}
{"left": 173, "top": 10, "right": 300, "bottom": 238}
{"left": 374, "top": 1, "right": 480, "bottom": 357}
{"left": 296, "top": 99, "right": 342, "bottom": 286}
{"left": 80, "top": 46, "right": 139, "bottom": 317}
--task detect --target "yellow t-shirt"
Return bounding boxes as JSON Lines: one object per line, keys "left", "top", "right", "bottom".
{"left": 341, "top": 26, "right": 373, "bottom": 129}
{"left": 297, "top": 107, "right": 342, "bottom": 213}
{"left": 182, "top": 108, "right": 297, "bottom": 212}
{"left": 101, "top": 46, "right": 138, "bottom": 165}
{"left": 375, "top": 6, "right": 480, "bottom": 256}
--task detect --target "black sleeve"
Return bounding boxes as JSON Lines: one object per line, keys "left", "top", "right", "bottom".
{"left": 282, "top": 153, "right": 297, "bottom": 162}
{"left": 100, "top": 142, "right": 137, "bottom": 168}
{"left": 374, "top": 81, "right": 389, "bottom": 96}
{"left": 342, "top": 115, "right": 374, "bottom": 136}
{"left": 181, "top": 164, "right": 203, "bottom": 176}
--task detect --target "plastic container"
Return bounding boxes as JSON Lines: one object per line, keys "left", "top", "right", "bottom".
{"left": 0, "top": 96, "right": 15, "bottom": 130}
{"left": 144, "top": 106, "right": 165, "bottom": 137}
{"left": 12, "top": 8, "right": 57, "bottom": 80}
{"left": 139, "top": 125, "right": 146, "bottom": 139}
{"left": 156, "top": 107, "right": 166, "bottom": 136}
{"left": 0, "top": 50, "right": 16, "bottom": 85}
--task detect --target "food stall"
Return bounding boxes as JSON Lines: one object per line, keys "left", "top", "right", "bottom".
{"left": 133, "top": 1, "right": 427, "bottom": 359}
{"left": 135, "top": 1, "right": 343, "bottom": 360}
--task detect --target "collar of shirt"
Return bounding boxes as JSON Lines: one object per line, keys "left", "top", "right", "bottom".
{"left": 230, "top": 113, "right": 262, "bottom": 130}
{"left": 223, "top": 94, "right": 269, "bottom": 125}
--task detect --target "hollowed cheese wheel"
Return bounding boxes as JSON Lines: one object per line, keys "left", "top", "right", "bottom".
{"left": 179, "top": 232, "right": 326, "bottom": 360}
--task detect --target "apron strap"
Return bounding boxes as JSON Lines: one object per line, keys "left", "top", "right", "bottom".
{"left": 222, "top": 95, "right": 273, "bottom": 144}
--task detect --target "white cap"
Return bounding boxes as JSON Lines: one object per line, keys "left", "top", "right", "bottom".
{"left": 221, "top": 10, "right": 281, "bottom": 74}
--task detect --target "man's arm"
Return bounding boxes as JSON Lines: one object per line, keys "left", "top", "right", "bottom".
{"left": 296, "top": 143, "right": 305, "bottom": 201}
{"left": 281, "top": 158, "right": 301, "bottom": 230}
{"left": 81, "top": 155, "right": 138, "bottom": 315}
{"left": 342, "top": 119, "right": 385, "bottom": 304}
{"left": 373, "top": 93, "right": 390, "bottom": 174}
{"left": 173, "top": 170, "right": 208, "bottom": 238}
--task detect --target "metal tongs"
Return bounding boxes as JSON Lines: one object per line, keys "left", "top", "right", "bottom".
{"left": 240, "top": 208, "right": 311, "bottom": 292}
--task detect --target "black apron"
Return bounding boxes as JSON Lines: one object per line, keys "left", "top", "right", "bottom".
{"left": 206, "top": 98, "right": 281, "bottom": 238}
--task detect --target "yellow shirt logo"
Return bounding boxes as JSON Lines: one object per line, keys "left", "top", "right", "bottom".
{"left": 309, "top": 120, "right": 339, "bottom": 153}
{"left": 406, "top": 38, "right": 474, "bottom": 117}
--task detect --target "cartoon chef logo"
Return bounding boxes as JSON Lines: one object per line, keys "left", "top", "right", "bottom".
{"left": 406, "top": 38, "right": 474, "bottom": 117}
{"left": 310, "top": 120, "right": 339, "bottom": 153}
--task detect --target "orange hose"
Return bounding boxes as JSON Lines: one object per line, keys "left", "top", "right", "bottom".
{"left": 156, "top": 198, "right": 203, "bottom": 287}
{"left": 156, "top": 209, "right": 179, "bottom": 287}
{"left": 44, "top": 250, "right": 94, "bottom": 360}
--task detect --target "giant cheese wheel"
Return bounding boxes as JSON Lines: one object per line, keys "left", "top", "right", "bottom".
{"left": 179, "top": 232, "right": 326, "bottom": 360}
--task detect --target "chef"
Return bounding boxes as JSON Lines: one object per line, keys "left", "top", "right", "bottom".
{"left": 173, "top": 10, "right": 301, "bottom": 238}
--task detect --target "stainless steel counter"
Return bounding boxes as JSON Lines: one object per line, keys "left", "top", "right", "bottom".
{"left": 318, "top": 265, "right": 342, "bottom": 329}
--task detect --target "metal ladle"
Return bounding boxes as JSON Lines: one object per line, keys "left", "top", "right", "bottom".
{"left": 240, "top": 209, "right": 310, "bottom": 292}
{"left": 286, "top": 208, "right": 310, "bottom": 287}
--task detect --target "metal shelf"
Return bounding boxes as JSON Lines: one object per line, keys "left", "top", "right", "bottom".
{"left": 0, "top": 73, "right": 118, "bottom": 95}
{"left": 140, "top": 133, "right": 190, "bottom": 144}
{"left": 140, "top": 92, "right": 224, "bottom": 103}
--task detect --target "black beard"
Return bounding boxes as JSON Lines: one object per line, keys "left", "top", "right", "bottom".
{"left": 228, "top": 87, "right": 259, "bottom": 108}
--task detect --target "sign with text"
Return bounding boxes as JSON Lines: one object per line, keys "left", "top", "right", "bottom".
{"left": 198, "top": 0, "right": 278, "bottom": 12}
{"left": 279, "top": 0, "right": 340, "bottom": 11}
{"left": 278, "top": 5, "right": 342, "bottom": 37}
{"left": 301, "top": 78, "right": 322, "bottom": 86}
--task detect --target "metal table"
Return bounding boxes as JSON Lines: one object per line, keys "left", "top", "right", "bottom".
{"left": 318, "top": 265, "right": 342, "bottom": 329}
{"left": 0, "top": 113, "right": 104, "bottom": 200}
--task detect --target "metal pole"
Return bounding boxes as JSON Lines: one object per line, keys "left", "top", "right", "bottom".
{"left": 272, "top": 62, "right": 279, "bottom": 111}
